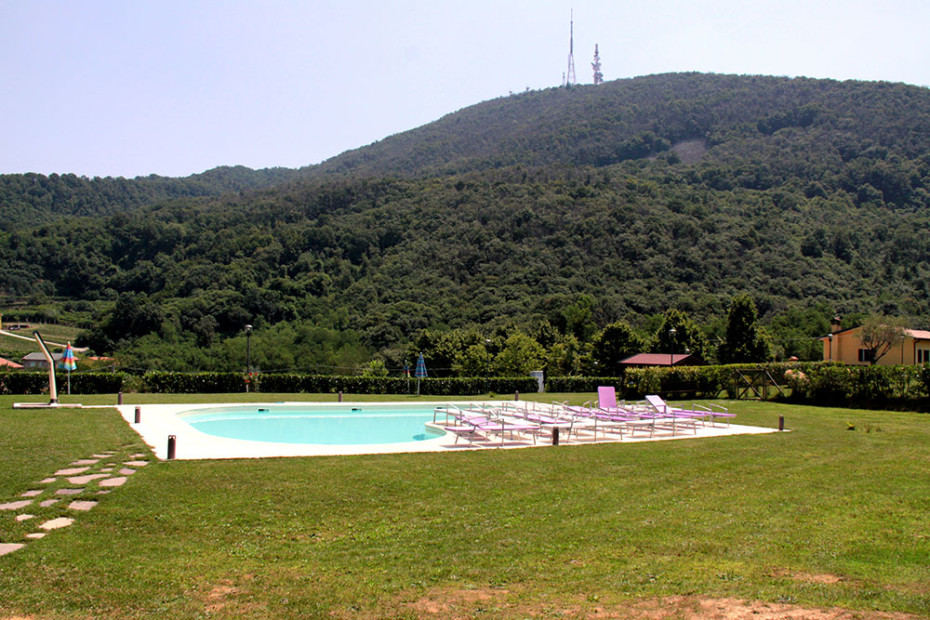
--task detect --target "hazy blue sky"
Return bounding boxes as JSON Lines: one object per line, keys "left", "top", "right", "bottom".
{"left": 2, "top": 0, "right": 928, "bottom": 178}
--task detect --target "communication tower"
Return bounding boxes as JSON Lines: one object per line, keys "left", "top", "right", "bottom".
{"left": 563, "top": 10, "right": 576, "bottom": 87}
{"left": 592, "top": 44, "right": 603, "bottom": 85}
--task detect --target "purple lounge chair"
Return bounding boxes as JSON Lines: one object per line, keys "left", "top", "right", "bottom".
{"left": 645, "top": 395, "right": 734, "bottom": 427}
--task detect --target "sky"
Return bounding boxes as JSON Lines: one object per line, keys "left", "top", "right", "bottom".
{"left": 2, "top": 0, "right": 929, "bottom": 179}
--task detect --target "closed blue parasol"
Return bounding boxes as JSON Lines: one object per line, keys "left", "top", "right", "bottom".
{"left": 414, "top": 353, "right": 427, "bottom": 395}
{"left": 59, "top": 342, "right": 77, "bottom": 395}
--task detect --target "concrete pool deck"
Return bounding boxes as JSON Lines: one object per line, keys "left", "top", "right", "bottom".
{"left": 116, "top": 401, "right": 781, "bottom": 460}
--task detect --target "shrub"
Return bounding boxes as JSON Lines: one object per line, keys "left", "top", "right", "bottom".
{"left": 137, "top": 371, "right": 537, "bottom": 396}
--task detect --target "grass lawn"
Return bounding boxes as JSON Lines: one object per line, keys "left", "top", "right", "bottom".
{"left": 0, "top": 323, "right": 83, "bottom": 360}
{"left": 0, "top": 394, "right": 928, "bottom": 618}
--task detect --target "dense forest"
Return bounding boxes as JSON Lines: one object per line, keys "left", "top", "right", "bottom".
{"left": 2, "top": 73, "right": 929, "bottom": 375}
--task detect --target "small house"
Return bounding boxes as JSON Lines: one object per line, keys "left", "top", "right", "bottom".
{"left": 620, "top": 353, "right": 706, "bottom": 368}
{"left": 821, "top": 325, "right": 930, "bottom": 366}
{"left": 21, "top": 352, "right": 63, "bottom": 369}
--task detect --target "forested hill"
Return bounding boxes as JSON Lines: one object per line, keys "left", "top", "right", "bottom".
{"left": 0, "top": 165, "right": 299, "bottom": 228}
{"left": 308, "top": 72, "right": 930, "bottom": 183}
{"left": 3, "top": 72, "right": 930, "bottom": 372}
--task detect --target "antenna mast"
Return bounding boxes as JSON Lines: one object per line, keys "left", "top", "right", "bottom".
{"left": 564, "top": 10, "right": 576, "bottom": 87}
{"left": 592, "top": 44, "right": 603, "bottom": 85}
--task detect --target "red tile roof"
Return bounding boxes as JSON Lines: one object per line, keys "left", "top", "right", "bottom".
{"left": 620, "top": 353, "right": 697, "bottom": 366}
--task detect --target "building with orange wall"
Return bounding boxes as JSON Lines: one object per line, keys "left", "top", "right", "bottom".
{"left": 821, "top": 324, "right": 930, "bottom": 366}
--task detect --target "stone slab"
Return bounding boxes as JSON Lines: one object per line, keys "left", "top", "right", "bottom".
{"left": 68, "top": 500, "right": 98, "bottom": 511}
{"left": 0, "top": 500, "right": 32, "bottom": 511}
{"left": 67, "top": 474, "right": 109, "bottom": 485}
{"left": 119, "top": 468, "right": 136, "bottom": 476}
{"left": 39, "top": 477, "right": 57, "bottom": 484}
{"left": 26, "top": 532, "right": 46, "bottom": 539}
{"left": 39, "top": 499, "right": 59, "bottom": 508}
{"left": 71, "top": 459, "right": 100, "bottom": 466}
{"left": 15, "top": 514, "right": 35, "bottom": 522}
{"left": 99, "top": 476, "right": 126, "bottom": 488}
{"left": 39, "top": 517, "right": 74, "bottom": 530}
{"left": 92, "top": 453, "right": 112, "bottom": 458}
{"left": 54, "top": 467, "right": 88, "bottom": 476}
{"left": 20, "top": 489, "right": 43, "bottom": 498}
{"left": 0, "top": 543, "right": 25, "bottom": 556}
{"left": 55, "top": 488, "right": 84, "bottom": 496}
{"left": 124, "top": 460, "right": 149, "bottom": 467}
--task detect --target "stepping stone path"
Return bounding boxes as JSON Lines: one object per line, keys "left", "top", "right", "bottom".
{"left": 0, "top": 543, "right": 25, "bottom": 556}
{"left": 40, "top": 517, "right": 74, "bottom": 530}
{"left": 68, "top": 501, "right": 97, "bottom": 512}
{"left": 0, "top": 500, "right": 33, "bottom": 511}
{"left": 0, "top": 449, "right": 151, "bottom": 556}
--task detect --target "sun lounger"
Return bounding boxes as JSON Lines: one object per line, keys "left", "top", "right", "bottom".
{"left": 500, "top": 402, "right": 574, "bottom": 439}
{"left": 645, "top": 394, "right": 733, "bottom": 428}
{"left": 443, "top": 412, "right": 538, "bottom": 446}
{"left": 555, "top": 400, "right": 631, "bottom": 440}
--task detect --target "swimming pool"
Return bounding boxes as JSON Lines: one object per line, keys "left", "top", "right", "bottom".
{"left": 181, "top": 403, "right": 446, "bottom": 445}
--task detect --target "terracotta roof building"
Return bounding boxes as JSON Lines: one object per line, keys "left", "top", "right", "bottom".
{"left": 620, "top": 353, "right": 706, "bottom": 367}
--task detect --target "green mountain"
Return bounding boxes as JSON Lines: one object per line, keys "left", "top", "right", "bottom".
{"left": 309, "top": 72, "right": 930, "bottom": 185}
{"left": 0, "top": 165, "right": 299, "bottom": 228}
{"left": 2, "top": 72, "right": 930, "bottom": 371}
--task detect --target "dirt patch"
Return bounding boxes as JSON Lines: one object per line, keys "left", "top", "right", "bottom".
{"left": 671, "top": 139, "right": 708, "bottom": 164}
{"left": 404, "top": 590, "right": 921, "bottom": 619}
{"left": 631, "top": 596, "right": 919, "bottom": 619}
{"left": 203, "top": 581, "right": 239, "bottom": 613}
{"left": 771, "top": 569, "right": 846, "bottom": 585}
{"left": 408, "top": 587, "right": 508, "bottom": 616}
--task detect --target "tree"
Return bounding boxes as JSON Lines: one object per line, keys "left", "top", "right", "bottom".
{"left": 492, "top": 333, "right": 545, "bottom": 377}
{"left": 858, "top": 315, "right": 908, "bottom": 364}
{"left": 453, "top": 342, "right": 492, "bottom": 377}
{"left": 591, "top": 321, "right": 646, "bottom": 375}
{"left": 545, "top": 335, "right": 587, "bottom": 377}
{"left": 717, "top": 293, "right": 774, "bottom": 364}
{"left": 560, "top": 294, "right": 597, "bottom": 342}
{"left": 651, "top": 309, "right": 709, "bottom": 360}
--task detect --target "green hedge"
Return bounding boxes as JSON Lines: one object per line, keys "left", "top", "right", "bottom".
{"left": 547, "top": 367, "right": 737, "bottom": 399}
{"left": 0, "top": 371, "right": 127, "bottom": 395}
{"left": 5, "top": 365, "right": 926, "bottom": 408}
{"left": 550, "top": 362, "right": 930, "bottom": 409}
{"left": 783, "top": 363, "right": 929, "bottom": 405}
{"left": 64, "top": 372, "right": 126, "bottom": 395}
{"left": 138, "top": 371, "right": 538, "bottom": 396}
{"left": 141, "top": 372, "right": 248, "bottom": 394}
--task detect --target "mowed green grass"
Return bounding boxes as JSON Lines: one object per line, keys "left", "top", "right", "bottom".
{"left": 0, "top": 395, "right": 928, "bottom": 618}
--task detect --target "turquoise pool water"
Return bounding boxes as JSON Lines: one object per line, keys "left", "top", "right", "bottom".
{"left": 181, "top": 404, "right": 445, "bottom": 446}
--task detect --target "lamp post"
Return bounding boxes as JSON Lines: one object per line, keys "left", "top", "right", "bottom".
{"left": 668, "top": 327, "right": 677, "bottom": 366}
{"left": 485, "top": 338, "right": 492, "bottom": 395}
{"left": 245, "top": 324, "right": 253, "bottom": 392}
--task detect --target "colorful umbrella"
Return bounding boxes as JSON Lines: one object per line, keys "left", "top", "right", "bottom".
{"left": 414, "top": 353, "right": 427, "bottom": 395}
{"left": 59, "top": 342, "right": 77, "bottom": 395}
{"left": 60, "top": 342, "right": 77, "bottom": 371}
